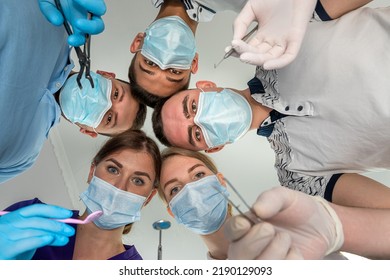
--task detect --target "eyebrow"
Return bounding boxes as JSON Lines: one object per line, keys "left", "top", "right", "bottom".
{"left": 134, "top": 171, "right": 152, "bottom": 181}
{"left": 106, "top": 159, "right": 152, "bottom": 181}
{"left": 106, "top": 158, "right": 123, "bottom": 168}
{"left": 139, "top": 62, "right": 184, "bottom": 83}
{"left": 182, "top": 95, "right": 195, "bottom": 147}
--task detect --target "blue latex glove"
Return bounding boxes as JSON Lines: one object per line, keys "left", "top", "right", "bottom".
{"left": 38, "top": 0, "right": 106, "bottom": 47}
{"left": 0, "top": 204, "right": 75, "bottom": 260}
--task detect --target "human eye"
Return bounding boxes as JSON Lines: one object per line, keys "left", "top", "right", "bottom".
{"left": 191, "top": 100, "right": 197, "bottom": 114}
{"left": 169, "top": 185, "right": 182, "bottom": 198}
{"left": 113, "top": 89, "right": 119, "bottom": 100}
{"left": 132, "top": 177, "right": 145, "bottom": 186}
{"left": 194, "top": 171, "right": 205, "bottom": 180}
{"left": 105, "top": 112, "right": 112, "bottom": 125}
{"left": 169, "top": 68, "right": 182, "bottom": 75}
{"left": 107, "top": 165, "right": 119, "bottom": 175}
{"left": 145, "top": 59, "right": 157, "bottom": 67}
{"left": 194, "top": 126, "right": 202, "bottom": 141}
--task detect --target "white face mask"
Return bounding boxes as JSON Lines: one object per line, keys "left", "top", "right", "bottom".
{"left": 59, "top": 72, "right": 112, "bottom": 129}
{"left": 79, "top": 176, "right": 146, "bottom": 229}
{"left": 194, "top": 89, "right": 253, "bottom": 148}
{"left": 141, "top": 16, "right": 196, "bottom": 70}
{"left": 169, "top": 175, "right": 229, "bottom": 235}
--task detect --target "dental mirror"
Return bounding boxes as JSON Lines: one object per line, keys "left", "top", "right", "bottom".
{"left": 153, "top": 219, "right": 171, "bottom": 260}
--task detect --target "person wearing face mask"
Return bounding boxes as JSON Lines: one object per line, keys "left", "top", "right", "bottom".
{"left": 128, "top": 0, "right": 247, "bottom": 107}
{"left": 1, "top": 130, "right": 161, "bottom": 260}
{"left": 0, "top": 0, "right": 147, "bottom": 185}
{"left": 152, "top": 5, "right": 390, "bottom": 210}
{"left": 158, "top": 147, "right": 355, "bottom": 260}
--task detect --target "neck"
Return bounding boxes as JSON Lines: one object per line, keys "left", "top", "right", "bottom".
{"left": 72, "top": 211, "right": 125, "bottom": 260}
{"left": 200, "top": 215, "right": 231, "bottom": 260}
{"left": 156, "top": 0, "right": 198, "bottom": 34}
{"left": 240, "top": 88, "right": 272, "bottom": 130}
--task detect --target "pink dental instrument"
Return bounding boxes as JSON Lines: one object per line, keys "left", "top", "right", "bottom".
{"left": 0, "top": 210, "right": 103, "bottom": 225}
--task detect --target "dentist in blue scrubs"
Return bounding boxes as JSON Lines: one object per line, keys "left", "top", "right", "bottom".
{"left": 0, "top": 0, "right": 108, "bottom": 260}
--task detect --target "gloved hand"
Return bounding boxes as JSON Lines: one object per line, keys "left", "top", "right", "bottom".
{"left": 38, "top": 0, "right": 106, "bottom": 47}
{"left": 225, "top": 187, "right": 344, "bottom": 260}
{"left": 0, "top": 204, "right": 75, "bottom": 260}
{"left": 229, "top": 0, "right": 317, "bottom": 69}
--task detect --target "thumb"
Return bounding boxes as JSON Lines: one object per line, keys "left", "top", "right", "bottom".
{"left": 38, "top": 1, "right": 64, "bottom": 26}
{"left": 252, "top": 187, "right": 295, "bottom": 219}
{"left": 232, "top": 2, "right": 256, "bottom": 40}
{"left": 224, "top": 215, "right": 252, "bottom": 242}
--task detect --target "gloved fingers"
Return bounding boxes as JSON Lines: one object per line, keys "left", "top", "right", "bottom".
{"left": 252, "top": 187, "right": 296, "bottom": 219}
{"left": 255, "top": 231, "right": 291, "bottom": 260}
{"left": 285, "top": 246, "right": 304, "bottom": 260}
{"left": 2, "top": 235, "right": 54, "bottom": 260}
{"left": 74, "top": 0, "right": 107, "bottom": 16}
{"left": 232, "top": 2, "right": 256, "bottom": 41}
{"left": 230, "top": 40, "right": 259, "bottom": 56}
{"left": 2, "top": 226, "right": 73, "bottom": 241}
{"left": 18, "top": 204, "right": 73, "bottom": 220}
{"left": 228, "top": 222, "right": 276, "bottom": 259}
{"left": 224, "top": 215, "right": 252, "bottom": 242}
{"left": 8, "top": 217, "right": 75, "bottom": 237}
{"left": 240, "top": 44, "right": 287, "bottom": 66}
{"left": 67, "top": 33, "right": 85, "bottom": 47}
{"left": 38, "top": 1, "right": 64, "bottom": 26}
{"left": 75, "top": 15, "right": 105, "bottom": 35}
{"left": 262, "top": 41, "right": 300, "bottom": 70}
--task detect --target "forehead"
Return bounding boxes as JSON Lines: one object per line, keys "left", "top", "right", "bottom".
{"left": 134, "top": 53, "right": 191, "bottom": 98}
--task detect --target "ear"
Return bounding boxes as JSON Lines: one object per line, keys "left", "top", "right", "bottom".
{"left": 87, "top": 164, "right": 95, "bottom": 184}
{"left": 130, "top": 32, "right": 145, "bottom": 53}
{"left": 166, "top": 206, "right": 175, "bottom": 218}
{"left": 191, "top": 53, "right": 199, "bottom": 74}
{"left": 143, "top": 189, "right": 157, "bottom": 207}
{"left": 79, "top": 127, "right": 98, "bottom": 138}
{"left": 97, "top": 70, "right": 116, "bottom": 79}
{"left": 204, "top": 145, "right": 224, "bottom": 153}
{"left": 196, "top": 80, "right": 216, "bottom": 89}
{"left": 216, "top": 172, "right": 226, "bottom": 187}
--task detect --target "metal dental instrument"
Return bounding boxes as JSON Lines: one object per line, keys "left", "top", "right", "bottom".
{"left": 213, "top": 177, "right": 260, "bottom": 226}
{"left": 214, "top": 24, "right": 259, "bottom": 69}
{"left": 152, "top": 219, "right": 171, "bottom": 260}
{"left": 54, "top": 0, "right": 94, "bottom": 89}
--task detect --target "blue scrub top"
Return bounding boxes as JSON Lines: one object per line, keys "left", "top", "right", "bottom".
{"left": 0, "top": 0, "right": 74, "bottom": 183}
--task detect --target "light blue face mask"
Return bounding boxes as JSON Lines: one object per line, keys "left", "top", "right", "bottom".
{"left": 141, "top": 16, "right": 196, "bottom": 70}
{"left": 80, "top": 175, "right": 147, "bottom": 230}
{"left": 194, "top": 89, "right": 253, "bottom": 148}
{"left": 59, "top": 72, "right": 112, "bottom": 129}
{"left": 169, "top": 175, "right": 229, "bottom": 235}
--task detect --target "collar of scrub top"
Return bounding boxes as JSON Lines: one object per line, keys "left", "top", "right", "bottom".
{"left": 213, "top": 177, "right": 261, "bottom": 226}
{"left": 54, "top": 0, "right": 94, "bottom": 89}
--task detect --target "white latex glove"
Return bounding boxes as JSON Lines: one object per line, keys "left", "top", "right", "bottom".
{"left": 229, "top": 0, "right": 317, "bottom": 69}
{"left": 225, "top": 187, "right": 344, "bottom": 260}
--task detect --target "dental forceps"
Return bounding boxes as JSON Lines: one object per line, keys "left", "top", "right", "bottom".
{"left": 214, "top": 177, "right": 261, "bottom": 226}
{"left": 54, "top": 0, "right": 94, "bottom": 89}
{"left": 214, "top": 24, "right": 259, "bottom": 69}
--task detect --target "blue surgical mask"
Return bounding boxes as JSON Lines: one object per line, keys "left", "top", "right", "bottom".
{"left": 141, "top": 16, "right": 196, "bottom": 70}
{"left": 59, "top": 72, "right": 112, "bottom": 129}
{"left": 80, "top": 176, "right": 147, "bottom": 230}
{"left": 169, "top": 175, "right": 229, "bottom": 235}
{"left": 194, "top": 89, "right": 252, "bottom": 148}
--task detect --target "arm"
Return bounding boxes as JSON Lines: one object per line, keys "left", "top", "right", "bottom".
{"left": 332, "top": 173, "right": 390, "bottom": 209}
{"left": 320, "top": 0, "right": 373, "bottom": 19}
{"left": 331, "top": 203, "right": 390, "bottom": 259}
